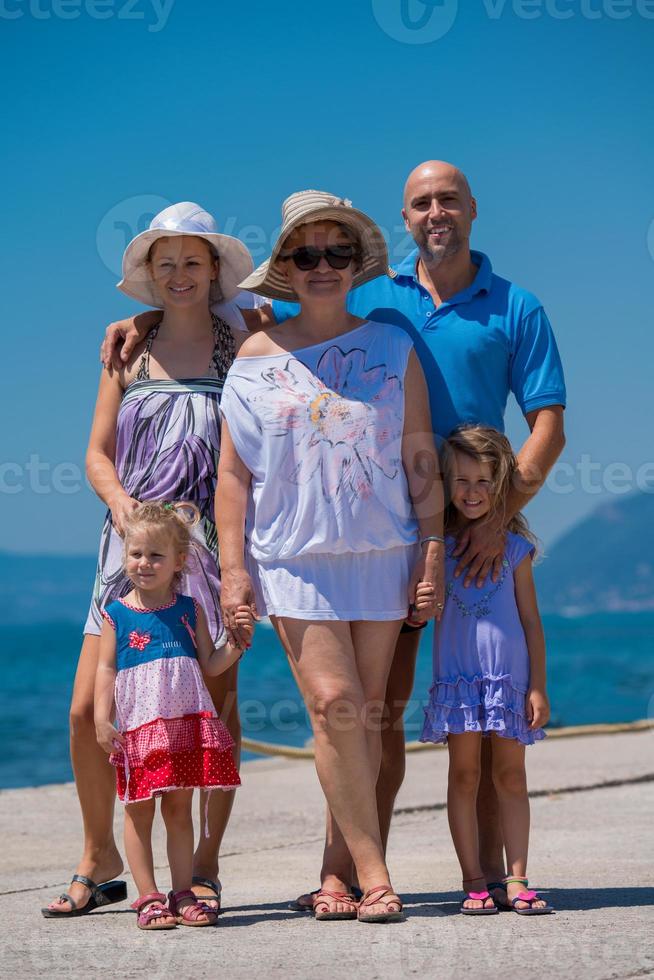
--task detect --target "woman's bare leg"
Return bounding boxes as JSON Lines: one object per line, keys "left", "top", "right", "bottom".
{"left": 192, "top": 661, "right": 240, "bottom": 907}
{"left": 46, "top": 634, "right": 123, "bottom": 912}
{"left": 274, "top": 617, "right": 402, "bottom": 916}
{"left": 318, "top": 620, "right": 402, "bottom": 906}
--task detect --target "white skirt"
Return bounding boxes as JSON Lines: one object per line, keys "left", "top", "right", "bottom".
{"left": 247, "top": 543, "right": 421, "bottom": 621}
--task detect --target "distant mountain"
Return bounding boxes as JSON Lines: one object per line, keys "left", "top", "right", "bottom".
{"left": 536, "top": 492, "right": 654, "bottom": 615}
{"left": 0, "top": 552, "right": 96, "bottom": 625}
{"left": 2, "top": 492, "right": 653, "bottom": 623}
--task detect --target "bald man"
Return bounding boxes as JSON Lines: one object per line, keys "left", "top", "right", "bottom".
{"left": 269, "top": 162, "right": 566, "bottom": 906}
{"left": 103, "top": 162, "right": 566, "bottom": 908}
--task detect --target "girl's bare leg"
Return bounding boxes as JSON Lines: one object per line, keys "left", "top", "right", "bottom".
{"left": 447, "top": 733, "right": 494, "bottom": 910}
{"left": 46, "top": 634, "right": 123, "bottom": 912}
{"left": 274, "top": 617, "right": 402, "bottom": 917}
{"left": 192, "top": 661, "right": 240, "bottom": 907}
{"left": 161, "top": 788, "right": 212, "bottom": 921}
{"left": 491, "top": 735, "right": 547, "bottom": 909}
{"left": 124, "top": 798, "right": 158, "bottom": 896}
{"left": 125, "top": 798, "right": 176, "bottom": 926}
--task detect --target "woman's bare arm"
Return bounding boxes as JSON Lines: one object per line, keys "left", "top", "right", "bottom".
{"left": 215, "top": 421, "right": 258, "bottom": 646}
{"left": 85, "top": 368, "right": 138, "bottom": 535}
{"left": 401, "top": 350, "right": 445, "bottom": 619}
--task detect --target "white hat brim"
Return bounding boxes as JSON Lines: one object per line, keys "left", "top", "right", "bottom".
{"left": 117, "top": 227, "right": 254, "bottom": 307}
{"left": 238, "top": 206, "right": 390, "bottom": 302}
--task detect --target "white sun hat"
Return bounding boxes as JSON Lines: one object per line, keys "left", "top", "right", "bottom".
{"left": 238, "top": 190, "right": 390, "bottom": 302}
{"left": 117, "top": 201, "right": 254, "bottom": 306}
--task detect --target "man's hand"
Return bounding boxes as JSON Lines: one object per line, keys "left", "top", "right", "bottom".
{"left": 526, "top": 688, "right": 550, "bottom": 729}
{"left": 100, "top": 311, "right": 161, "bottom": 371}
{"left": 453, "top": 513, "right": 506, "bottom": 588}
{"left": 220, "top": 569, "right": 259, "bottom": 649}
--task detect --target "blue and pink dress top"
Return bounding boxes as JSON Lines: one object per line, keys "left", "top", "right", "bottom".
{"left": 102, "top": 593, "right": 240, "bottom": 802}
{"left": 421, "top": 532, "right": 546, "bottom": 746}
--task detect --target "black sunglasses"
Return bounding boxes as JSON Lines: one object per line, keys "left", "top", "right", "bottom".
{"left": 280, "top": 245, "right": 358, "bottom": 271}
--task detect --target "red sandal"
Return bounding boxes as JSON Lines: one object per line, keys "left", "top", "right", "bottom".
{"left": 168, "top": 889, "right": 218, "bottom": 927}
{"left": 131, "top": 892, "right": 176, "bottom": 930}
{"left": 312, "top": 889, "right": 359, "bottom": 921}
{"left": 357, "top": 884, "right": 404, "bottom": 923}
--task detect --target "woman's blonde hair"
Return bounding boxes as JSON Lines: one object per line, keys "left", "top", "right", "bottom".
{"left": 442, "top": 425, "right": 538, "bottom": 550}
{"left": 122, "top": 501, "right": 200, "bottom": 590}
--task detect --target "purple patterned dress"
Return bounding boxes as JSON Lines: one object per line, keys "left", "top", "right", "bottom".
{"left": 84, "top": 315, "right": 234, "bottom": 645}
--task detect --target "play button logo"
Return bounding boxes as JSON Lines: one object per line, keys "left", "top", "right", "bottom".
{"left": 372, "top": 0, "right": 458, "bottom": 43}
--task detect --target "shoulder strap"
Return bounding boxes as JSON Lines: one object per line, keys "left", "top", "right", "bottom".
{"left": 135, "top": 326, "right": 160, "bottom": 382}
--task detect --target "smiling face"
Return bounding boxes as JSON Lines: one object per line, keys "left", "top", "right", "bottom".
{"left": 148, "top": 235, "right": 218, "bottom": 308}
{"left": 124, "top": 528, "right": 185, "bottom": 595}
{"left": 277, "top": 220, "right": 358, "bottom": 303}
{"left": 450, "top": 450, "right": 494, "bottom": 522}
{"left": 402, "top": 161, "right": 476, "bottom": 267}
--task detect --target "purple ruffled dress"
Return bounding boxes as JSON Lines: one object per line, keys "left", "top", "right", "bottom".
{"left": 420, "top": 532, "right": 545, "bottom": 746}
{"left": 84, "top": 317, "right": 233, "bottom": 645}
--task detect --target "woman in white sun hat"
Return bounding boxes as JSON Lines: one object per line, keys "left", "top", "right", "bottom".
{"left": 43, "top": 203, "right": 254, "bottom": 920}
{"left": 216, "top": 190, "right": 445, "bottom": 923}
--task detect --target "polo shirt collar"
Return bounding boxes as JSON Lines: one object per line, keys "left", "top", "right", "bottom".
{"left": 391, "top": 248, "right": 492, "bottom": 304}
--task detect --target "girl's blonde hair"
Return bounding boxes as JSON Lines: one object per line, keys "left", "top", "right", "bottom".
{"left": 122, "top": 501, "right": 200, "bottom": 590}
{"left": 442, "top": 425, "right": 538, "bottom": 550}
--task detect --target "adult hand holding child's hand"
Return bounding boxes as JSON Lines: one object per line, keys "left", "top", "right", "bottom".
{"left": 409, "top": 548, "right": 445, "bottom": 623}
{"left": 221, "top": 569, "right": 259, "bottom": 651}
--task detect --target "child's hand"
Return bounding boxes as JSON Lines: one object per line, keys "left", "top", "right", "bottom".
{"left": 526, "top": 688, "right": 550, "bottom": 729}
{"left": 96, "top": 721, "right": 125, "bottom": 755}
{"left": 407, "top": 580, "right": 443, "bottom": 625}
{"left": 233, "top": 605, "right": 254, "bottom": 652}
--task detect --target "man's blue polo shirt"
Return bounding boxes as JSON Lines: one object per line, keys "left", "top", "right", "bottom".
{"left": 271, "top": 250, "right": 566, "bottom": 439}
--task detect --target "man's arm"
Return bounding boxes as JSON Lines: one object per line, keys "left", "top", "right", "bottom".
{"left": 454, "top": 405, "right": 565, "bottom": 587}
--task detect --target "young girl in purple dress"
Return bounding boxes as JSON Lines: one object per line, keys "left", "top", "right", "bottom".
{"left": 418, "top": 425, "right": 554, "bottom": 916}
{"left": 94, "top": 502, "right": 253, "bottom": 930}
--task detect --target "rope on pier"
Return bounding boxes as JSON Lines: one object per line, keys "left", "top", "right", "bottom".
{"left": 242, "top": 718, "right": 652, "bottom": 760}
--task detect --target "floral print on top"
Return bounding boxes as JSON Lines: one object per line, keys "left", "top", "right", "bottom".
{"left": 220, "top": 321, "right": 419, "bottom": 563}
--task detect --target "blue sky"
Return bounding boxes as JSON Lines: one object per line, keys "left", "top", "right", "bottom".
{"left": 1, "top": 0, "right": 652, "bottom": 554}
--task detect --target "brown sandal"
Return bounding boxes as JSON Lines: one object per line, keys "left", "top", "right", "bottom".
{"left": 357, "top": 884, "right": 404, "bottom": 923}
{"left": 312, "top": 888, "right": 359, "bottom": 921}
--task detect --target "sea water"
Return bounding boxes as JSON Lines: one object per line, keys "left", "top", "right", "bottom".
{"left": 1, "top": 614, "right": 653, "bottom": 789}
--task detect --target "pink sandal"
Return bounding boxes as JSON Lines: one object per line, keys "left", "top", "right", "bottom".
{"left": 460, "top": 890, "right": 498, "bottom": 915}
{"left": 168, "top": 889, "right": 218, "bottom": 927}
{"left": 131, "top": 892, "right": 176, "bottom": 930}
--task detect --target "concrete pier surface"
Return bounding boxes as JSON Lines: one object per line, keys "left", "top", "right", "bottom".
{"left": 1, "top": 729, "right": 653, "bottom": 979}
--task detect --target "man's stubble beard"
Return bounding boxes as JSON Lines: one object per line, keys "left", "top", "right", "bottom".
{"left": 416, "top": 226, "right": 462, "bottom": 268}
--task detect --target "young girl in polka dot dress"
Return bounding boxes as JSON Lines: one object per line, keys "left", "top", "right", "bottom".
{"left": 94, "top": 502, "right": 254, "bottom": 931}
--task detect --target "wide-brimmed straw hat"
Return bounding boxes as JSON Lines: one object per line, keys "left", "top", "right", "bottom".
{"left": 238, "top": 190, "right": 390, "bottom": 302}
{"left": 117, "top": 201, "right": 254, "bottom": 306}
